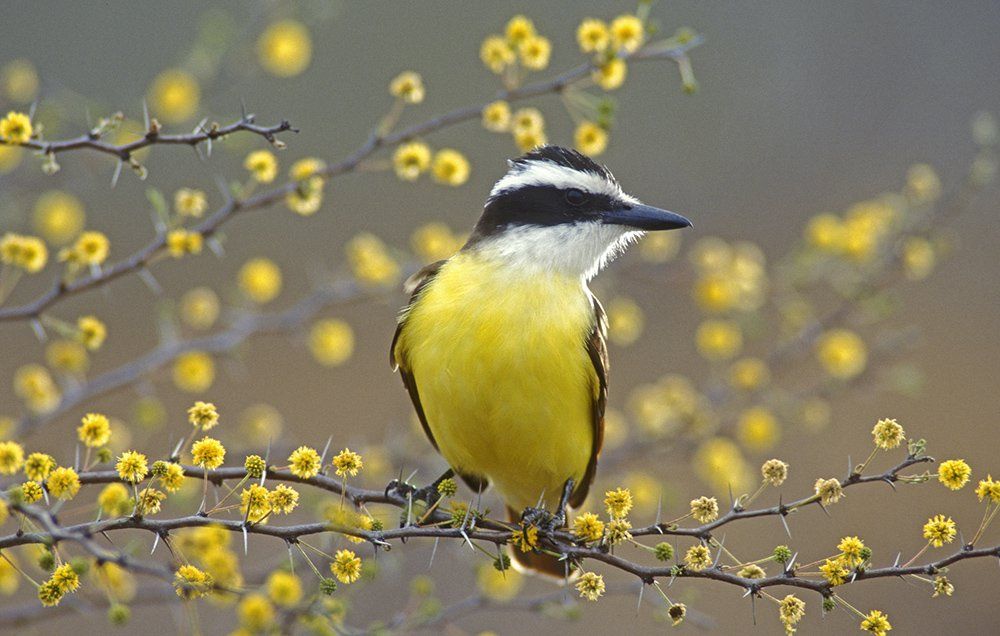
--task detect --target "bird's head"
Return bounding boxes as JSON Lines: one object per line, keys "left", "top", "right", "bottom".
{"left": 467, "top": 145, "right": 691, "bottom": 280}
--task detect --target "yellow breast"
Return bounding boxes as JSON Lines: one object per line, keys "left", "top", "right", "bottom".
{"left": 395, "top": 252, "right": 597, "bottom": 511}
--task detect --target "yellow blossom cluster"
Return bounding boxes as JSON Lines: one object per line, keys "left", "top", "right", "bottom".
{"left": 0, "top": 232, "right": 48, "bottom": 272}
{"left": 392, "top": 142, "right": 470, "bottom": 186}
{"left": 479, "top": 16, "right": 551, "bottom": 76}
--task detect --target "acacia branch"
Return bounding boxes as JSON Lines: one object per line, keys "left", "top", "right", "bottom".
{"left": 0, "top": 36, "right": 703, "bottom": 325}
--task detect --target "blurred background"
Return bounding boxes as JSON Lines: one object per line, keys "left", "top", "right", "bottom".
{"left": 0, "top": 1, "right": 998, "bottom": 633}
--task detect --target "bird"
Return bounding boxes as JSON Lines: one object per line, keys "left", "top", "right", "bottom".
{"left": 390, "top": 145, "right": 691, "bottom": 576}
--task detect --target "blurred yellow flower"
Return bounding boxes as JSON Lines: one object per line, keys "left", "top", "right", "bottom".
{"left": 0, "top": 145, "right": 22, "bottom": 174}
{"left": 0, "top": 111, "right": 32, "bottom": 143}
{"left": 33, "top": 191, "right": 84, "bottom": 245}
{"left": 172, "top": 350, "right": 215, "bottom": 393}
{"left": 240, "top": 403, "right": 284, "bottom": 446}
{"left": 239, "top": 257, "right": 282, "bottom": 303}
{"left": 518, "top": 35, "right": 551, "bottom": 71}
{"left": 696, "top": 319, "right": 743, "bottom": 361}
{"left": 577, "top": 19, "right": 610, "bottom": 53}
{"left": 188, "top": 401, "right": 219, "bottom": 430}
{"left": 593, "top": 58, "right": 627, "bottom": 90}
{"left": 147, "top": 69, "right": 200, "bottom": 123}
{"left": 505, "top": 15, "right": 535, "bottom": 44}
{"left": 346, "top": 233, "right": 400, "bottom": 285}
{"left": 14, "top": 364, "right": 60, "bottom": 413}
{"left": 816, "top": 328, "right": 867, "bottom": 380}
{"left": 0, "top": 233, "right": 48, "bottom": 273}
{"left": 480, "top": 36, "right": 515, "bottom": 74}
{"left": 290, "top": 157, "right": 326, "bottom": 181}
{"left": 411, "top": 222, "right": 462, "bottom": 263}
{"left": 286, "top": 175, "right": 324, "bottom": 216}
{"left": 804, "top": 213, "right": 843, "bottom": 251}
{"left": 2, "top": 59, "right": 39, "bottom": 103}
{"left": 389, "top": 71, "right": 425, "bottom": 104}
{"left": 180, "top": 287, "right": 220, "bottom": 330}
{"left": 267, "top": 571, "right": 303, "bottom": 608}
{"left": 610, "top": 15, "right": 645, "bottom": 53}
{"left": 482, "top": 100, "right": 511, "bottom": 132}
{"left": 174, "top": 188, "right": 207, "bottom": 218}
{"left": 166, "top": 229, "right": 203, "bottom": 258}
{"left": 694, "top": 437, "right": 751, "bottom": 494}
{"left": 729, "top": 357, "right": 770, "bottom": 391}
{"left": 23, "top": 452, "right": 55, "bottom": 482}
{"left": 514, "top": 128, "right": 547, "bottom": 152}
{"left": 46, "top": 466, "right": 80, "bottom": 500}
{"left": 62, "top": 230, "right": 109, "bottom": 266}
{"left": 606, "top": 296, "right": 644, "bottom": 346}
{"left": 905, "top": 163, "right": 942, "bottom": 204}
{"left": 392, "top": 141, "right": 432, "bottom": 181}
{"left": 0, "top": 441, "right": 24, "bottom": 475}
{"left": 46, "top": 339, "right": 88, "bottom": 374}
{"left": 693, "top": 273, "right": 737, "bottom": 313}
{"left": 511, "top": 107, "right": 544, "bottom": 135}
{"left": 638, "top": 232, "right": 681, "bottom": 262}
{"left": 76, "top": 315, "right": 106, "bottom": 350}
{"left": 737, "top": 406, "right": 780, "bottom": 452}
{"left": 309, "top": 319, "right": 354, "bottom": 366}
{"left": 98, "top": 482, "right": 131, "bottom": 516}
{"left": 432, "top": 149, "right": 470, "bottom": 186}
{"left": 902, "top": 237, "right": 935, "bottom": 280}
{"left": 574, "top": 121, "right": 608, "bottom": 156}
{"left": 258, "top": 20, "right": 312, "bottom": 77}
{"left": 476, "top": 562, "right": 523, "bottom": 601}
{"left": 245, "top": 149, "right": 278, "bottom": 183}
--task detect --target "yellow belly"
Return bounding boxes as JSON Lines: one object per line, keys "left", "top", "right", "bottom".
{"left": 395, "top": 253, "right": 597, "bottom": 512}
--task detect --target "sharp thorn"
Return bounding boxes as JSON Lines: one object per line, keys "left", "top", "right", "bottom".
{"left": 636, "top": 583, "right": 644, "bottom": 614}
{"left": 30, "top": 318, "right": 47, "bottom": 342}
{"left": 780, "top": 514, "right": 792, "bottom": 539}
{"left": 138, "top": 268, "right": 162, "bottom": 295}
{"left": 320, "top": 436, "right": 333, "bottom": 465}
{"left": 142, "top": 100, "right": 150, "bottom": 130}
{"left": 428, "top": 537, "right": 439, "bottom": 569}
{"left": 151, "top": 533, "right": 160, "bottom": 555}
{"left": 111, "top": 159, "right": 123, "bottom": 188}
{"left": 242, "top": 524, "right": 249, "bottom": 555}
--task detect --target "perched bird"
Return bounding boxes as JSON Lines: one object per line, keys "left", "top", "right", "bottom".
{"left": 391, "top": 146, "right": 691, "bottom": 575}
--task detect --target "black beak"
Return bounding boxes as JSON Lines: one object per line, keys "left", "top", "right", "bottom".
{"left": 601, "top": 203, "right": 692, "bottom": 231}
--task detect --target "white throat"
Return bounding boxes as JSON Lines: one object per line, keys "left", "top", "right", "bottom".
{"left": 472, "top": 223, "right": 643, "bottom": 281}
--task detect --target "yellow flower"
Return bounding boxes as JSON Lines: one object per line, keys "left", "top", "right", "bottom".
{"left": 267, "top": 484, "right": 299, "bottom": 514}
{"left": 136, "top": 487, "right": 166, "bottom": 515}
{"left": 172, "top": 350, "right": 215, "bottom": 392}
{"left": 239, "top": 257, "right": 282, "bottom": 303}
{"left": 593, "top": 58, "right": 627, "bottom": 90}
{"left": 166, "top": 229, "right": 203, "bottom": 258}
{"left": 476, "top": 562, "right": 523, "bottom": 601}
{"left": 0, "top": 441, "right": 25, "bottom": 474}
{"left": 288, "top": 446, "right": 321, "bottom": 479}
{"left": 690, "top": 496, "right": 719, "bottom": 523}
{"left": 514, "top": 128, "right": 547, "bottom": 152}
{"left": 639, "top": 232, "right": 682, "bottom": 263}
{"left": 290, "top": 157, "right": 326, "bottom": 181}
{"left": 241, "top": 404, "right": 283, "bottom": 446}
{"left": 575, "top": 571, "right": 605, "bottom": 601}
{"left": 95, "top": 562, "right": 136, "bottom": 603}
{"left": 432, "top": 149, "right": 471, "bottom": 186}
{"left": 257, "top": 20, "right": 312, "bottom": 77}
{"left": 241, "top": 484, "right": 271, "bottom": 523}
{"left": 0, "top": 233, "right": 48, "bottom": 273}
{"left": 505, "top": 15, "right": 535, "bottom": 44}
{"left": 480, "top": 35, "right": 515, "bottom": 74}
{"left": 23, "top": 452, "right": 56, "bottom": 482}
{"left": 66, "top": 230, "right": 110, "bottom": 266}
{"left": 78, "top": 413, "right": 111, "bottom": 448}
{"left": 173, "top": 188, "right": 207, "bottom": 218}
{"left": 694, "top": 436, "right": 752, "bottom": 494}
{"left": 0, "top": 111, "right": 32, "bottom": 143}
{"left": 572, "top": 512, "right": 605, "bottom": 542}
{"left": 816, "top": 329, "right": 867, "bottom": 380}
{"left": 574, "top": 121, "right": 608, "bottom": 157}
{"left": 819, "top": 557, "right": 850, "bottom": 585}
{"left": 610, "top": 15, "right": 645, "bottom": 53}
{"left": 577, "top": 19, "right": 610, "bottom": 53}
{"left": 729, "top": 357, "right": 770, "bottom": 391}
{"left": 174, "top": 564, "right": 214, "bottom": 599}
{"left": 518, "top": 35, "right": 551, "bottom": 71}
{"left": 346, "top": 233, "right": 400, "bottom": 285}
{"left": 872, "top": 418, "right": 905, "bottom": 450}
{"left": 604, "top": 487, "right": 633, "bottom": 519}
{"left": 0, "top": 144, "right": 23, "bottom": 174}
{"left": 938, "top": 459, "right": 971, "bottom": 490}
{"left": 392, "top": 141, "right": 432, "bottom": 181}
{"left": 98, "top": 483, "right": 132, "bottom": 516}
{"left": 511, "top": 524, "right": 540, "bottom": 552}
{"left": 46, "top": 339, "right": 88, "bottom": 373}
{"left": 307, "top": 318, "right": 354, "bottom": 367}
{"left": 605, "top": 518, "right": 632, "bottom": 545}
{"left": 116, "top": 450, "right": 149, "bottom": 483}
{"left": 838, "top": 536, "right": 867, "bottom": 566}
{"left": 922, "top": 514, "right": 956, "bottom": 547}
{"left": 805, "top": 213, "right": 844, "bottom": 251}
{"left": 975, "top": 475, "right": 1000, "bottom": 504}
{"left": 389, "top": 71, "right": 425, "bottom": 104}
{"left": 606, "top": 296, "right": 644, "bottom": 345}
{"left": 148, "top": 69, "right": 200, "bottom": 123}
{"left": 33, "top": 191, "right": 84, "bottom": 245}
{"left": 20, "top": 481, "right": 43, "bottom": 503}
{"left": 696, "top": 319, "right": 743, "bottom": 361}
{"left": 761, "top": 459, "right": 788, "bottom": 487}
{"left": 2, "top": 59, "right": 39, "bottom": 102}
{"left": 410, "top": 223, "right": 462, "bottom": 263}
{"left": 187, "top": 401, "right": 219, "bottom": 430}
{"left": 267, "top": 571, "right": 303, "bottom": 608}
{"left": 46, "top": 466, "right": 80, "bottom": 500}
{"left": 49, "top": 563, "right": 80, "bottom": 595}
{"left": 244, "top": 149, "right": 278, "bottom": 183}
{"left": 285, "top": 176, "right": 325, "bottom": 216}
{"left": 330, "top": 549, "right": 362, "bottom": 584}
{"left": 860, "top": 609, "right": 892, "bottom": 636}
{"left": 511, "top": 107, "right": 544, "bottom": 135}
{"left": 332, "top": 448, "right": 363, "bottom": 477}
{"left": 906, "top": 163, "right": 941, "bottom": 204}
{"left": 778, "top": 595, "right": 805, "bottom": 632}
{"left": 932, "top": 575, "right": 954, "bottom": 597}
{"left": 814, "top": 477, "right": 843, "bottom": 506}
{"left": 153, "top": 461, "right": 186, "bottom": 492}
{"left": 481, "top": 100, "right": 511, "bottom": 132}
{"left": 902, "top": 237, "right": 935, "bottom": 280}
{"left": 191, "top": 437, "right": 226, "bottom": 470}
{"left": 180, "top": 287, "right": 220, "bottom": 330}
{"left": 738, "top": 564, "right": 766, "bottom": 579}
{"left": 737, "top": 406, "right": 780, "bottom": 452}
{"left": 77, "top": 315, "right": 106, "bottom": 350}
{"left": 684, "top": 544, "right": 712, "bottom": 571}
{"left": 14, "top": 364, "right": 60, "bottom": 413}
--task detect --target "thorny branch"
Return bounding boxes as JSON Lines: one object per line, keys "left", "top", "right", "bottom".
{"left": 0, "top": 37, "right": 703, "bottom": 325}
{"left": 2, "top": 450, "right": 996, "bottom": 607}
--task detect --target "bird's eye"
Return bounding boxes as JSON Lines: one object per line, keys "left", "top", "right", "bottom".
{"left": 565, "top": 188, "right": 587, "bottom": 206}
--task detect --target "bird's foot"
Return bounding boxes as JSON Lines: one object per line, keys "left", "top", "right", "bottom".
{"left": 521, "top": 478, "right": 576, "bottom": 536}
{"left": 386, "top": 469, "right": 455, "bottom": 527}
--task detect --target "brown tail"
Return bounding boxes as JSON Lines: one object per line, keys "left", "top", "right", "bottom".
{"left": 505, "top": 507, "right": 574, "bottom": 580}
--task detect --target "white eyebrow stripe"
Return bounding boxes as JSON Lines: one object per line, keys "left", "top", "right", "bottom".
{"left": 489, "top": 159, "right": 633, "bottom": 202}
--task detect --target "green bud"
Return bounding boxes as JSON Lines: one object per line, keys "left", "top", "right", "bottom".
{"left": 319, "top": 577, "right": 338, "bottom": 595}
{"left": 654, "top": 541, "right": 675, "bottom": 561}
{"left": 822, "top": 596, "right": 836, "bottom": 612}
{"left": 493, "top": 554, "right": 511, "bottom": 572}
{"left": 108, "top": 603, "right": 131, "bottom": 625}
{"left": 773, "top": 545, "right": 793, "bottom": 564}
{"left": 96, "top": 448, "right": 113, "bottom": 464}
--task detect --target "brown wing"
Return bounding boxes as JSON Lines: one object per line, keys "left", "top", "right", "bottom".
{"left": 390, "top": 260, "right": 490, "bottom": 493}
{"left": 568, "top": 293, "right": 609, "bottom": 509}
